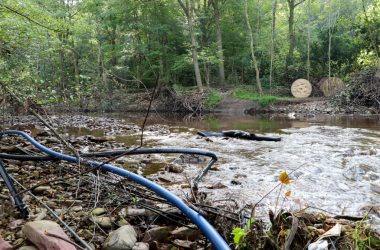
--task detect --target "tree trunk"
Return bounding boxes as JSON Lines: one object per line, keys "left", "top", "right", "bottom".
{"left": 244, "top": 0, "right": 262, "bottom": 95}
{"left": 286, "top": 0, "right": 295, "bottom": 70}
{"left": 328, "top": 0, "right": 332, "bottom": 78}
{"left": 212, "top": 0, "right": 226, "bottom": 85}
{"left": 307, "top": 0, "right": 311, "bottom": 81}
{"left": 269, "top": 0, "right": 277, "bottom": 94}
{"left": 285, "top": 0, "right": 305, "bottom": 81}
{"left": 178, "top": 0, "right": 203, "bottom": 92}
{"left": 58, "top": 33, "right": 67, "bottom": 101}
{"left": 110, "top": 25, "right": 117, "bottom": 66}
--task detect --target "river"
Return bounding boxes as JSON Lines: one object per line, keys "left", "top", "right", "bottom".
{"left": 62, "top": 113, "right": 380, "bottom": 227}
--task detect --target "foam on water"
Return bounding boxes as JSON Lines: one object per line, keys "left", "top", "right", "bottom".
{"left": 145, "top": 125, "right": 380, "bottom": 227}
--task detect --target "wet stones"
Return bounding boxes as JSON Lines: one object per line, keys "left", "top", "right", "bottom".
{"left": 166, "top": 163, "right": 184, "bottom": 173}
{"left": 103, "top": 225, "right": 137, "bottom": 250}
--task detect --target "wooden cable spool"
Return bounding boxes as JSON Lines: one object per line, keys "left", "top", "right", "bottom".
{"left": 319, "top": 77, "right": 345, "bottom": 97}
{"left": 291, "top": 79, "right": 312, "bottom": 98}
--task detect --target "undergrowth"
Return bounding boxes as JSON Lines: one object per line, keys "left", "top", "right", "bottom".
{"left": 205, "top": 91, "right": 223, "bottom": 109}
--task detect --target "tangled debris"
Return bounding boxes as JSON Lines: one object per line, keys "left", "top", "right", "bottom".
{"left": 158, "top": 87, "right": 207, "bottom": 113}
{"left": 335, "top": 67, "right": 380, "bottom": 110}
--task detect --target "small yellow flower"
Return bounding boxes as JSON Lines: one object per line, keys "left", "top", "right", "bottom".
{"left": 285, "top": 190, "right": 292, "bottom": 197}
{"left": 278, "top": 171, "right": 292, "bottom": 185}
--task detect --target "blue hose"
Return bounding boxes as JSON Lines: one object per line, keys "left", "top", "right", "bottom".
{"left": 0, "top": 130, "right": 230, "bottom": 250}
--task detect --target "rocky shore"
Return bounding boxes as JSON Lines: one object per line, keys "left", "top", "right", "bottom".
{"left": 1, "top": 115, "right": 379, "bottom": 249}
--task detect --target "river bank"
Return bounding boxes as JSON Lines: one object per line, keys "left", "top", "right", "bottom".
{"left": 1, "top": 114, "right": 380, "bottom": 249}
{"left": 44, "top": 88, "right": 379, "bottom": 117}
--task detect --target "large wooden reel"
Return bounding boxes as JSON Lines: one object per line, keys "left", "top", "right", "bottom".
{"left": 291, "top": 79, "right": 312, "bottom": 98}
{"left": 319, "top": 77, "right": 345, "bottom": 97}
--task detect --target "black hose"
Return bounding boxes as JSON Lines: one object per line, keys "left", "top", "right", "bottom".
{"left": 0, "top": 160, "right": 28, "bottom": 218}
{"left": 0, "top": 148, "right": 217, "bottom": 161}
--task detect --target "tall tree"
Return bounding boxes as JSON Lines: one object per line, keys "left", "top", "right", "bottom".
{"left": 211, "top": 0, "right": 226, "bottom": 85}
{"left": 306, "top": 0, "right": 311, "bottom": 81}
{"left": 244, "top": 0, "right": 262, "bottom": 95}
{"left": 269, "top": 0, "right": 277, "bottom": 94}
{"left": 285, "top": 0, "right": 306, "bottom": 81}
{"left": 178, "top": 0, "right": 203, "bottom": 92}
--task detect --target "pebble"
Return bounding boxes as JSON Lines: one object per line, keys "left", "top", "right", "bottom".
{"left": 92, "top": 216, "right": 115, "bottom": 229}
{"left": 166, "top": 163, "right": 184, "bottom": 173}
{"left": 172, "top": 239, "right": 196, "bottom": 249}
{"left": 32, "top": 186, "right": 51, "bottom": 194}
{"left": 91, "top": 208, "right": 106, "bottom": 216}
{"left": 117, "top": 219, "right": 129, "bottom": 227}
{"left": 103, "top": 225, "right": 137, "bottom": 250}
{"left": 71, "top": 205, "right": 83, "bottom": 212}
{"left": 18, "top": 246, "right": 39, "bottom": 250}
{"left": 143, "top": 226, "right": 171, "bottom": 243}
{"left": 171, "top": 226, "right": 200, "bottom": 241}
{"left": 132, "top": 242, "right": 149, "bottom": 250}
{"left": 7, "top": 219, "right": 24, "bottom": 230}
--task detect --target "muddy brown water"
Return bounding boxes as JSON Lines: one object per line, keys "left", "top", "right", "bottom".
{"left": 23, "top": 113, "right": 380, "bottom": 227}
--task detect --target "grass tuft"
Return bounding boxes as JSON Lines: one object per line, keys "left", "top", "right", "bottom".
{"left": 233, "top": 88, "right": 280, "bottom": 107}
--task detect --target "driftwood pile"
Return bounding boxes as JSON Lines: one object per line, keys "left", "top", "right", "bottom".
{"left": 337, "top": 67, "right": 380, "bottom": 108}
{"left": 159, "top": 87, "right": 207, "bottom": 113}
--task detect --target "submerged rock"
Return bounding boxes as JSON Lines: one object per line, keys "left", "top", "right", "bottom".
{"left": 103, "top": 225, "right": 137, "bottom": 250}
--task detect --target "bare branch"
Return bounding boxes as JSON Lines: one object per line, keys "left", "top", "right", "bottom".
{"left": 295, "top": 0, "right": 306, "bottom": 7}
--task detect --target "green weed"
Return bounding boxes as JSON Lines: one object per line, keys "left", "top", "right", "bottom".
{"left": 233, "top": 88, "right": 280, "bottom": 107}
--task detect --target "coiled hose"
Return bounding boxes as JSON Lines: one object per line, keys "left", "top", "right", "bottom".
{"left": 0, "top": 130, "right": 230, "bottom": 250}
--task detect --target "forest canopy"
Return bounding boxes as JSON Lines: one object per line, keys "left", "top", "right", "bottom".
{"left": 0, "top": 0, "right": 379, "bottom": 107}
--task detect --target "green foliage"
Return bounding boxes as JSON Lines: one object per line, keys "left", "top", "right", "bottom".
{"left": 205, "top": 91, "right": 222, "bottom": 109}
{"left": 0, "top": 0, "right": 377, "bottom": 108}
{"left": 353, "top": 212, "right": 380, "bottom": 250}
{"left": 231, "top": 227, "right": 248, "bottom": 249}
{"left": 233, "top": 88, "right": 280, "bottom": 107}
{"left": 231, "top": 218, "right": 255, "bottom": 249}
